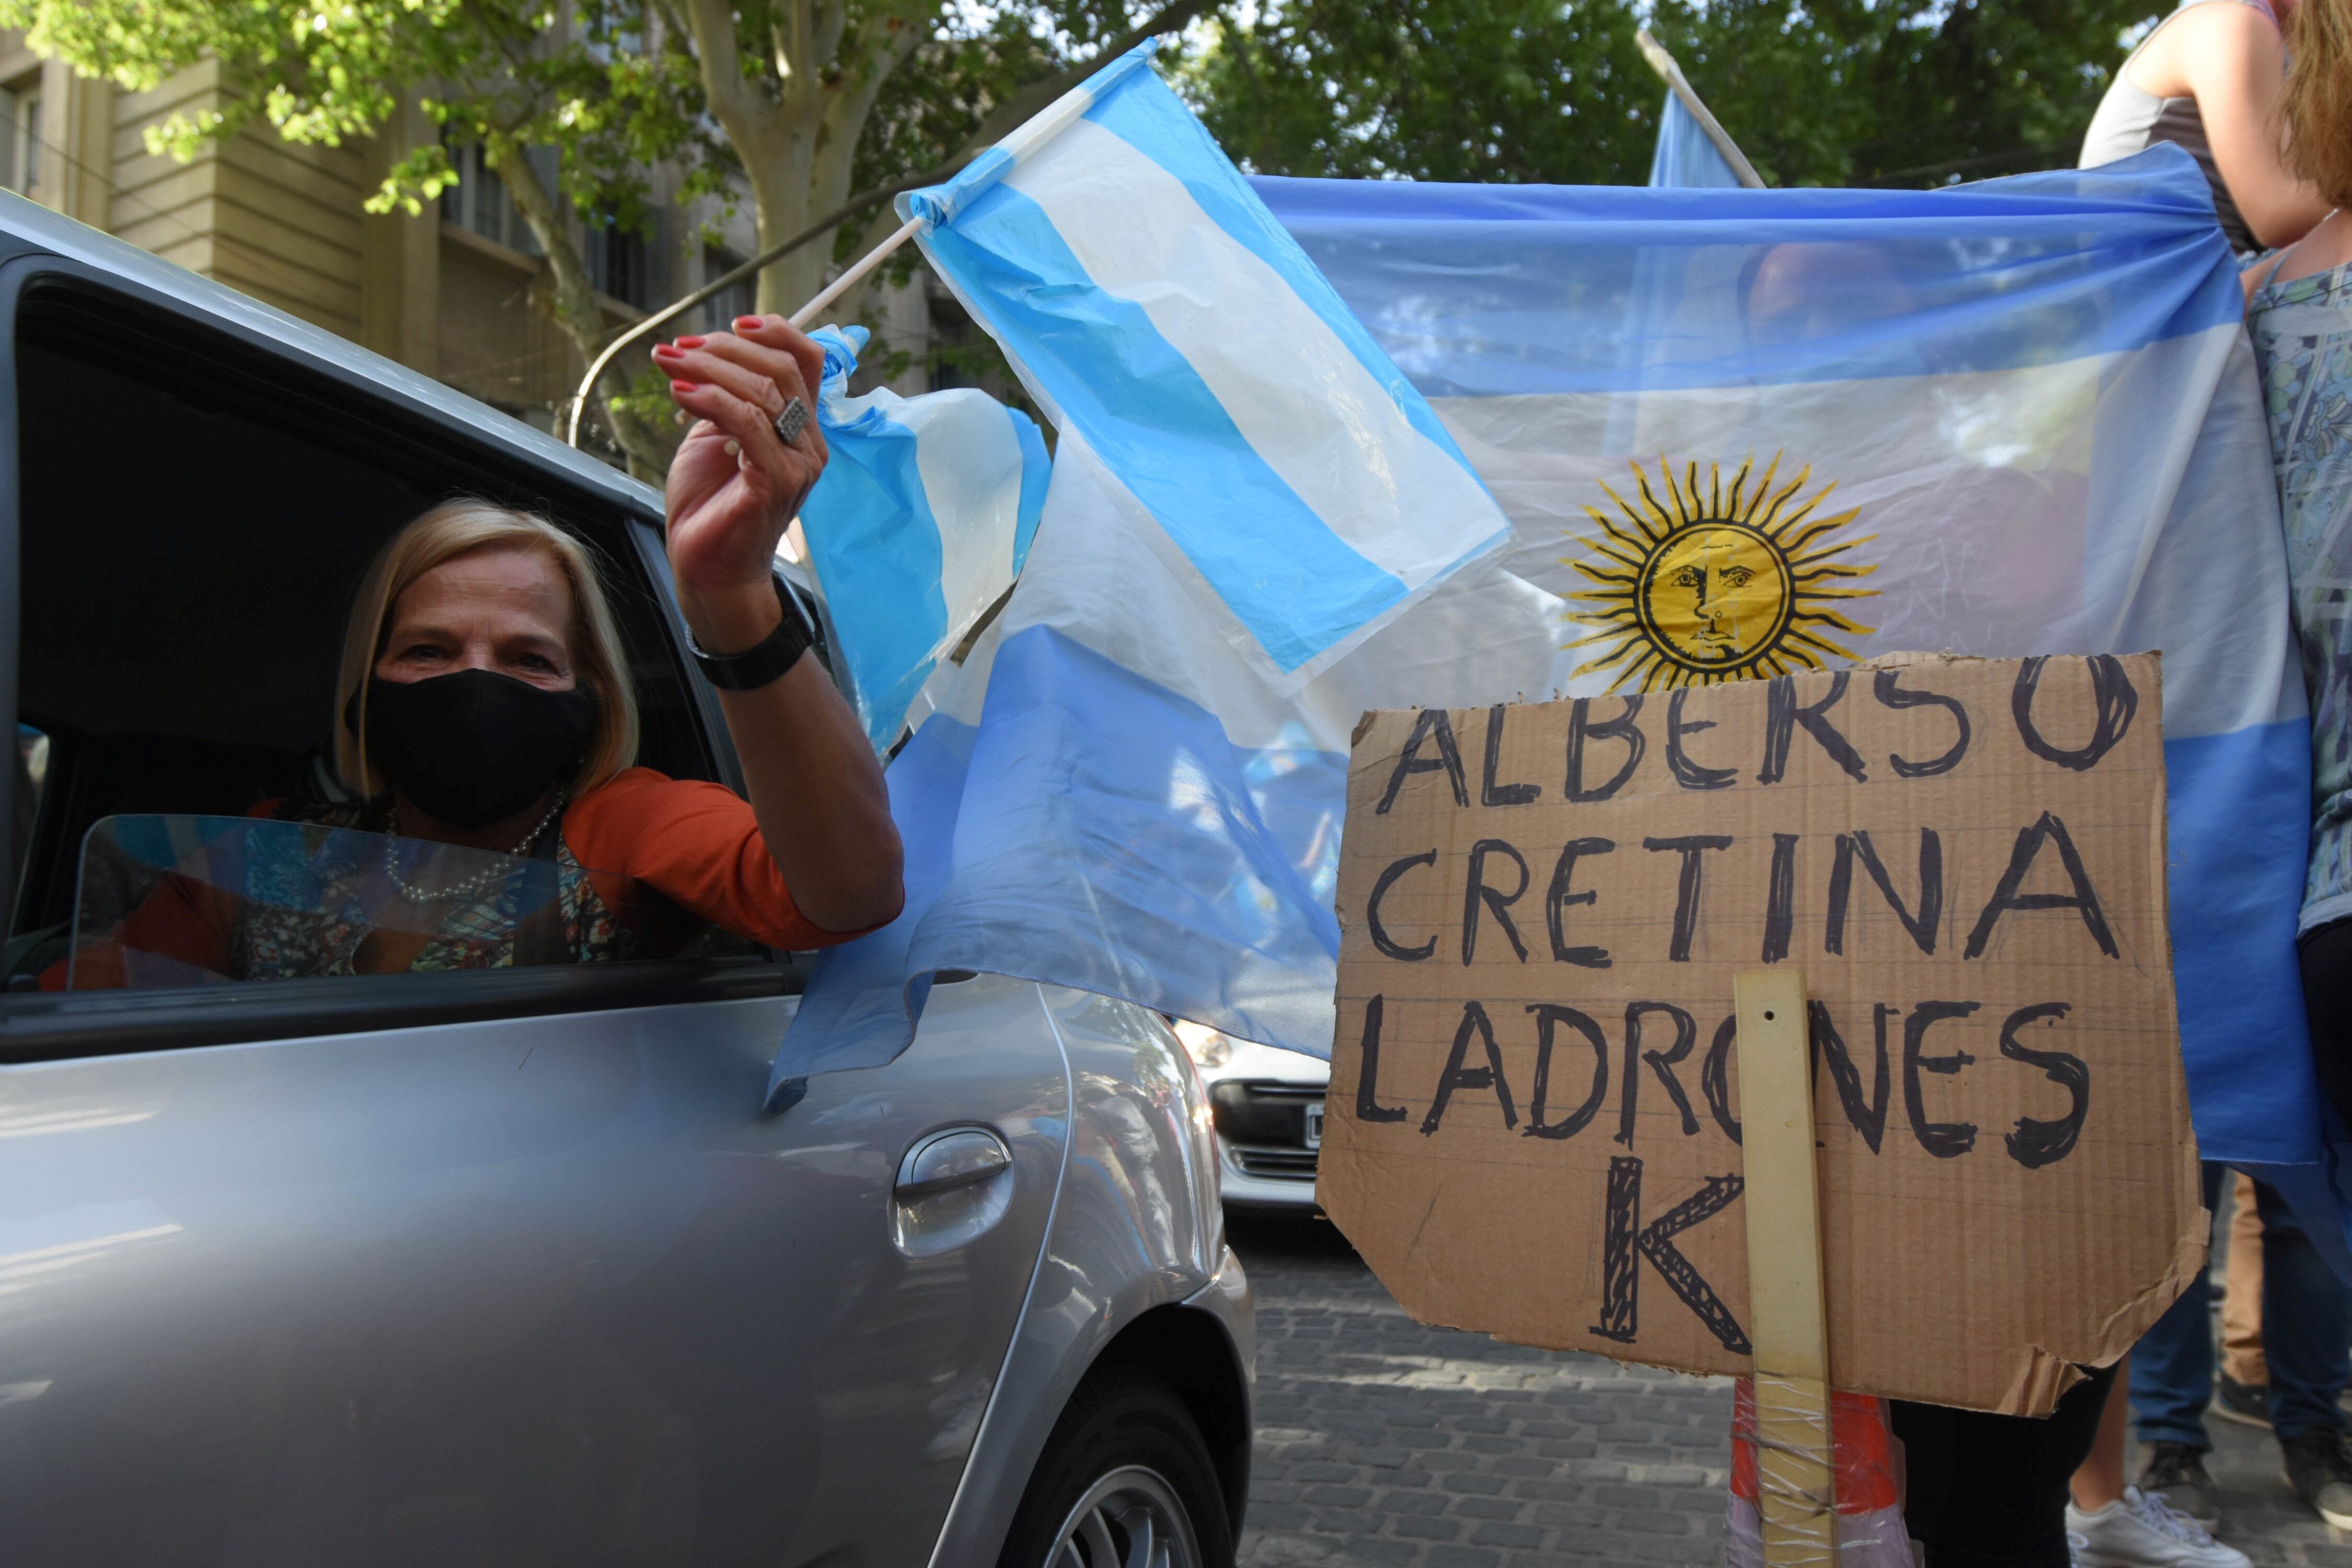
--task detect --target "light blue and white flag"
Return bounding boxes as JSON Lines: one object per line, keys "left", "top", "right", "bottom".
{"left": 796, "top": 324, "right": 1050, "bottom": 747}
{"left": 787, "top": 146, "right": 2336, "bottom": 1254}
{"left": 1649, "top": 93, "right": 1746, "bottom": 189}
{"left": 895, "top": 40, "right": 1511, "bottom": 683}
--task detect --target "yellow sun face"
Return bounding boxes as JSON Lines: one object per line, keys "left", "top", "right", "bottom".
{"left": 1566, "top": 455, "right": 1880, "bottom": 691}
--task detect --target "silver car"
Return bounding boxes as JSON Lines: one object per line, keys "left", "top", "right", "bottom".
{"left": 0, "top": 195, "right": 1251, "bottom": 1567}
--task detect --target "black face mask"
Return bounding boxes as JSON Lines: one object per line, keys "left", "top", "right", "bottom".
{"left": 351, "top": 670, "right": 597, "bottom": 831}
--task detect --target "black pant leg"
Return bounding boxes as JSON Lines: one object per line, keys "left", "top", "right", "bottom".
{"left": 1890, "top": 1361, "right": 2118, "bottom": 1568}
{"left": 2301, "top": 917, "right": 2352, "bottom": 1129}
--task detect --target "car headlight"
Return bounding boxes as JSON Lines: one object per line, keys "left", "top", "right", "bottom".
{"left": 1171, "top": 1019, "right": 1231, "bottom": 1070}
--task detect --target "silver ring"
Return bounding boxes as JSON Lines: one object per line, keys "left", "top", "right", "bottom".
{"left": 774, "top": 396, "right": 810, "bottom": 446}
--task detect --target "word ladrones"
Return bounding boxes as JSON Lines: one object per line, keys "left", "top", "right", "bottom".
{"left": 1321, "top": 653, "right": 2201, "bottom": 1416}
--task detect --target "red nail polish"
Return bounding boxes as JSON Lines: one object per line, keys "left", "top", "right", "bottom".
{"left": 674, "top": 335, "right": 706, "bottom": 348}
{"left": 652, "top": 342, "right": 681, "bottom": 356}
{"left": 669, "top": 380, "right": 695, "bottom": 395}
{"left": 734, "top": 316, "right": 764, "bottom": 331}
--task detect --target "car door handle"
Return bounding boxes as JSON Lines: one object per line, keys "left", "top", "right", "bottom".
{"left": 894, "top": 1127, "right": 1012, "bottom": 1202}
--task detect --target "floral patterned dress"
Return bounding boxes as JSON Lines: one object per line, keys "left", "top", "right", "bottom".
{"left": 237, "top": 799, "right": 644, "bottom": 977}
{"left": 2250, "top": 257, "right": 2352, "bottom": 934}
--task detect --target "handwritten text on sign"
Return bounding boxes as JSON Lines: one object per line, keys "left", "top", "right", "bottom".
{"left": 1318, "top": 654, "right": 2201, "bottom": 1415}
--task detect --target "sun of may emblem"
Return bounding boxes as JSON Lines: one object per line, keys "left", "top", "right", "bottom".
{"left": 1565, "top": 454, "right": 1881, "bottom": 692}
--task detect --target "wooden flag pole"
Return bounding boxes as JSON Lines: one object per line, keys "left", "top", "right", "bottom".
{"left": 1634, "top": 29, "right": 1769, "bottom": 190}
{"left": 788, "top": 214, "right": 928, "bottom": 330}
{"left": 1734, "top": 969, "right": 1836, "bottom": 1566}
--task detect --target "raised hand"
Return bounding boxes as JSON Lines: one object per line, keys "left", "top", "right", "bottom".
{"left": 653, "top": 316, "right": 831, "bottom": 648}
{"left": 649, "top": 314, "right": 899, "bottom": 932}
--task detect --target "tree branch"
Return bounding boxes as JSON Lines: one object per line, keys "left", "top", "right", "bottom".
{"left": 780, "top": 0, "right": 814, "bottom": 104}
{"left": 682, "top": 0, "right": 758, "bottom": 125}
{"left": 810, "top": 0, "right": 854, "bottom": 90}
{"left": 648, "top": 0, "right": 695, "bottom": 51}
{"left": 967, "top": 0, "right": 1222, "bottom": 146}
{"left": 820, "top": 13, "right": 925, "bottom": 166}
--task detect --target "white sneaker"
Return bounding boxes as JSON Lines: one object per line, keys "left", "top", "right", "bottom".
{"left": 2066, "top": 1486, "right": 2251, "bottom": 1567}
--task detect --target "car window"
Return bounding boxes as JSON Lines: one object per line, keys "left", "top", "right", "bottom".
{"left": 60, "top": 814, "right": 737, "bottom": 990}
{"left": 4, "top": 283, "right": 780, "bottom": 1030}
{"left": 10, "top": 723, "right": 46, "bottom": 903}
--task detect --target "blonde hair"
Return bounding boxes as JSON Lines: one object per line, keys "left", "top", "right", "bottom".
{"left": 335, "top": 499, "right": 640, "bottom": 801}
{"left": 2284, "top": 0, "right": 2352, "bottom": 208}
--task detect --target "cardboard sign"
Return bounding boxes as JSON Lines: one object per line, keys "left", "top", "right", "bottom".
{"left": 1320, "top": 653, "right": 2203, "bottom": 1415}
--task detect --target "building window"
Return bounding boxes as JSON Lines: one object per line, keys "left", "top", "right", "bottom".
{"left": 0, "top": 79, "right": 41, "bottom": 197}
{"left": 440, "top": 141, "right": 541, "bottom": 256}
{"left": 585, "top": 218, "right": 656, "bottom": 312}
{"left": 701, "top": 247, "right": 756, "bottom": 331}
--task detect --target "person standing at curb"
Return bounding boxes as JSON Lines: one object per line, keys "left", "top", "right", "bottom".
{"left": 2217, "top": 1176, "right": 2273, "bottom": 1428}
{"left": 2226, "top": 0, "right": 2352, "bottom": 1528}
{"left": 2072, "top": 0, "right": 2348, "bottom": 1547}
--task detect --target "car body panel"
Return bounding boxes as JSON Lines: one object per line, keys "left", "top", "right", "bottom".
{"left": 0, "top": 975, "right": 1068, "bottom": 1566}
{"left": 927, "top": 997, "right": 1253, "bottom": 1566}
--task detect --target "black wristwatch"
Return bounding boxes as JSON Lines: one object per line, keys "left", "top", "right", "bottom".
{"left": 686, "top": 570, "right": 815, "bottom": 691}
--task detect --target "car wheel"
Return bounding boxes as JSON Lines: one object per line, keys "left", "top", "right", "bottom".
{"left": 998, "top": 1367, "right": 1235, "bottom": 1568}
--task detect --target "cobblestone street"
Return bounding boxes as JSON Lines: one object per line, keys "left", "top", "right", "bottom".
{"left": 1228, "top": 1213, "right": 2352, "bottom": 1567}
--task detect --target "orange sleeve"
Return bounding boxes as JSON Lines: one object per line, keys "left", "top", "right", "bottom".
{"left": 562, "top": 768, "right": 880, "bottom": 951}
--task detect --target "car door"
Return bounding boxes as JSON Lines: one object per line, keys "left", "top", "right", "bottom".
{"left": 0, "top": 252, "right": 1066, "bottom": 1567}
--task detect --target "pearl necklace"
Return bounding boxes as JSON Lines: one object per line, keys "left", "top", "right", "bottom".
{"left": 382, "top": 798, "right": 567, "bottom": 904}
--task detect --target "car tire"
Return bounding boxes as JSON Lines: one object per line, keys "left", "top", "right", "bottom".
{"left": 996, "top": 1366, "right": 1236, "bottom": 1568}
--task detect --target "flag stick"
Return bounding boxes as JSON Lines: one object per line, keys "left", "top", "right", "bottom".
{"left": 1635, "top": 30, "right": 1768, "bottom": 190}
{"left": 1735, "top": 968, "right": 1836, "bottom": 1565}
{"left": 789, "top": 214, "right": 929, "bottom": 330}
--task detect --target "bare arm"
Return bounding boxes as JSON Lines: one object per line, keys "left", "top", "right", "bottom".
{"left": 2146, "top": 1, "right": 2332, "bottom": 248}
{"left": 653, "top": 318, "right": 905, "bottom": 935}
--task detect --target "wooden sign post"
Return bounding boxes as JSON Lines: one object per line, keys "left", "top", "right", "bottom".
{"left": 1736, "top": 968, "right": 1832, "bottom": 1564}
{"left": 1319, "top": 652, "right": 2204, "bottom": 1416}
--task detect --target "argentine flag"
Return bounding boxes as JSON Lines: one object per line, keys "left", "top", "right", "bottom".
{"left": 1648, "top": 93, "right": 1747, "bottom": 189}
{"left": 797, "top": 325, "right": 1050, "bottom": 747}
{"left": 787, "top": 145, "right": 2333, "bottom": 1251}
{"left": 895, "top": 40, "right": 1511, "bottom": 682}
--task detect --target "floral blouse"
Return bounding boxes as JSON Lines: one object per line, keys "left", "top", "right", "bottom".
{"left": 2250, "top": 258, "right": 2352, "bottom": 933}
{"left": 57, "top": 768, "right": 860, "bottom": 988}
{"left": 240, "top": 799, "right": 642, "bottom": 976}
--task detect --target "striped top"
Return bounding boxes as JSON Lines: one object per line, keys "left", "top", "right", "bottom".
{"left": 2079, "top": 0, "right": 2279, "bottom": 253}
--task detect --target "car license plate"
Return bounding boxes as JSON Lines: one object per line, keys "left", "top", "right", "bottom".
{"left": 1302, "top": 1102, "right": 1324, "bottom": 1150}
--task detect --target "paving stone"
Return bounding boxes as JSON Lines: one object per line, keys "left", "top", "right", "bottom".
{"left": 1468, "top": 1521, "right": 1548, "bottom": 1549}
{"left": 1230, "top": 1212, "right": 1730, "bottom": 1566}
{"left": 1228, "top": 1212, "right": 2349, "bottom": 1565}
{"left": 1424, "top": 1547, "right": 1504, "bottom": 1567}
{"left": 1451, "top": 1497, "right": 1525, "bottom": 1520}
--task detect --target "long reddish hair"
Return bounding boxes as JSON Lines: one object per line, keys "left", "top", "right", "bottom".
{"left": 2285, "top": 0, "right": 2352, "bottom": 206}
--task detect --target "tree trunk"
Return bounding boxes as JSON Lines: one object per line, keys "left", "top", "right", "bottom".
{"left": 485, "top": 140, "right": 677, "bottom": 480}
{"left": 742, "top": 124, "right": 829, "bottom": 316}
{"left": 675, "top": 0, "right": 930, "bottom": 318}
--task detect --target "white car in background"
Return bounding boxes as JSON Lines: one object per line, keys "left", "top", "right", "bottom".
{"left": 1172, "top": 1021, "right": 1330, "bottom": 1210}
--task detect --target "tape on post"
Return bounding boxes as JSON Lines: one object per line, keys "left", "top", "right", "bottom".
{"left": 1735, "top": 969, "right": 1836, "bottom": 1565}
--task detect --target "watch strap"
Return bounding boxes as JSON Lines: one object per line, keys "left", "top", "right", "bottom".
{"left": 687, "top": 572, "right": 814, "bottom": 691}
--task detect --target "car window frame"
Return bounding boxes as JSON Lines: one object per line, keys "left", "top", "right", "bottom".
{"left": 0, "top": 254, "right": 798, "bottom": 1067}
